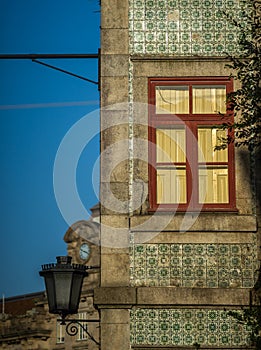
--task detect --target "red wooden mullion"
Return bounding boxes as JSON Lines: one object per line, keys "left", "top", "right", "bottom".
{"left": 148, "top": 77, "right": 237, "bottom": 212}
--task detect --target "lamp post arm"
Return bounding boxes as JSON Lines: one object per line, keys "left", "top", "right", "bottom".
{"left": 0, "top": 52, "right": 100, "bottom": 86}
{"left": 58, "top": 318, "right": 100, "bottom": 347}
{"left": 0, "top": 53, "right": 99, "bottom": 59}
{"left": 33, "top": 59, "right": 99, "bottom": 85}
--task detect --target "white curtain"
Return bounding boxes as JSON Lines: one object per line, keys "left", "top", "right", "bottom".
{"left": 156, "top": 128, "right": 186, "bottom": 204}
{"left": 198, "top": 127, "right": 228, "bottom": 203}
{"left": 193, "top": 85, "right": 226, "bottom": 114}
{"left": 157, "top": 167, "right": 186, "bottom": 204}
{"left": 156, "top": 86, "right": 189, "bottom": 114}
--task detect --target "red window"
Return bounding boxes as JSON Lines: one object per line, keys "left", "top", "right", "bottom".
{"left": 148, "top": 77, "right": 236, "bottom": 212}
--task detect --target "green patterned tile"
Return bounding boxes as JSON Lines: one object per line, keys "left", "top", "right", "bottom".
{"left": 171, "top": 243, "right": 182, "bottom": 255}
{"left": 133, "top": 20, "right": 144, "bottom": 30}
{"left": 135, "top": 245, "right": 145, "bottom": 254}
{"left": 203, "top": 32, "right": 213, "bottom": 41}
{"left": 135, "top": 256, "right": 145, "bottom": 266}
{"left": 134, "top": 0, "right": 143, "bottom": 7}
{"left": 146, "top": 43, "right": 155, "bottom": 52}
{"left": 207, "top": 244, "right": 216, "bottom": 255}
{"left": 146, "top": 244, "right": 158, "bottom": 255}
{"left": 231, "top": 244, "right": 241, "bottom": 254}
{"left": 134, "top": 10, "right": 144, "bottom": 20}
{"left": 130, "top": 242, "right": 257, "bottom": 288}
{"left": 146, "top": 21, "right": 155, "bottom": 30}
{"left": 133, "top": 43, "right": 144, "bottom": 52}
{"left": 168, "top": 21, "right": 179, "bottom": 31}
{"left": 157, "top": 43, "right": 166, "bottom": 52}
{"left": 145, "top": 9, "right": 155, "bottom": 19}
{"left": 157, "top": 21, "right": 166, "bottom": 30}
{"left": 129, "top": 0, "right": 248, "bottom": 56}
{"left": 183, "top": 244, "right": 193, "bottom": 255}
{"left": 134, "top": 31, "right": 145, "bottom": 42}
{"left": 146, "top": 32, "right": 155, "bottom": 41}
{"left": 131, "top": 308, "right": 251, "bottom": 347}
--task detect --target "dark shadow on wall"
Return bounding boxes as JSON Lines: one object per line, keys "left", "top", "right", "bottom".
{"left": 255, "top": 147, "right": 261, "bottom": 218}
{"left": 237, "top": 146, "right": 261, "bottom": 290}
{"left": 252, "top": 145, "right": 261, "bottom": 304}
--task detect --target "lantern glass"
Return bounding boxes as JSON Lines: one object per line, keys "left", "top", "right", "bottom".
{"left": 39, "top": 256, "right": 88, "bottom": 318}
{"left": 70, "top": 273, "right": 84, "bottom": 311}
{"left": 43, "top": 272, "right": 57, "bottom": 313}
{"left": 54, "top": 272, "right": 74, "bottom": 312}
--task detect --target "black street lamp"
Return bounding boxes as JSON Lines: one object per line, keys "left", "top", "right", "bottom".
{"left": 39, "top": 256, "right": 100, "bottom": 347}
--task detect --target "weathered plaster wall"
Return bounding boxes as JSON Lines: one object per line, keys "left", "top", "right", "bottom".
{"left": 98, "top": 0, "right": 260, "bottom": 349}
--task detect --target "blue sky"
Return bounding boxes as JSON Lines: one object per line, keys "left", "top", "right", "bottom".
{"left": 0, "top": 0, "right": 100, "bottom": 297}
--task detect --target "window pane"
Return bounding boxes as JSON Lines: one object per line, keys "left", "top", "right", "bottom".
{"left": 156, "top": 128, "right": 186, "bottom": 163}
{"left": 156, "top": 86, "right": 189, "bottom": 114}
{"left": 198, "top": 128, "right": 228, "bottom": 162}
{"left": 78, "top": 312, "right": 88, "bottom": 340}
{"left": 56, "top": 321, "right": 65, "bottom": 343}
{"left": 157, "top": 167, "right": 186, "bottom": 204}
{"left": 198, "top": 166, "right": 229, "bottom": 203}
{"left": 193, "top": 85, "right": 226, "bottom": 114}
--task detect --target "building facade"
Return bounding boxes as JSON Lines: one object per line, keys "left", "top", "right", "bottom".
{"left": 96, "top": 0, "right": 260, "bottom": 349}
{"left": 1, "top": 1, "right": 260, "bottom": 349}
{"left": 0, "top": 206, "right": 100, "bottom": 350}
{"left": 0, "top": 290, "right": 99, "bottom": 350}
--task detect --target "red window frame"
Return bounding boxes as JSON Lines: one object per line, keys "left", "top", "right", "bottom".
{"left": 148, "top": 77, "right": 236, "bottom": 212}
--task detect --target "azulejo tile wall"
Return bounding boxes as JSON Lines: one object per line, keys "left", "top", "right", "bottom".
{"left": 130, "top": 243, "right": 258, "bottom": 288}
{"left": 130, "top": 308, "right": 251, "bottom": 347}
{"left": 129, "top": 0, "right": 249, "bottom": 56}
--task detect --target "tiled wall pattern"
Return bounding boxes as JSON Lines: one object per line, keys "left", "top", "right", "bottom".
{"left": 129, "top": 0, "right": 249, "bottom": 56}
{"left": 130, "top": 243, "right": 258, "bottom": 288}
{"left": 130, "top": 308, "right": 251, "bottom": 347}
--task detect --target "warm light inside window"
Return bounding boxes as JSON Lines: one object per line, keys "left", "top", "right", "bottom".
{"left": 192, "top": 85, "right": 226, "bottom": 114}
{"left": 198, "top": 166, "right": 229, "bottom": 203}
{"left": 150, "top": 78, "right": 234, "bottom": 210}
{"left": 156, "top": 127, "right": 186, "bottom": 204}
{"left": 198, "top": 127, "right": 229, "bottom": 204}
{"left": 156, "top": 86, "right": 189, "bottom": 114}
{"left": 157, "top": 167, "right": 187, "bottom": 204}
{"left": 156, "top": 128, "right": 186, "bottom": 163}
{"left": 198, "top": 128, "right": 228, "bottom": 162}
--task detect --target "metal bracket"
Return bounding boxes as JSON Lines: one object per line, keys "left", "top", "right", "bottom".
{"left": 0, "top": 53, "right": 100, "bottom": 86}
{"left": 32, "top": 59, "right": 99, "bottom": 85}
{"left": 58, "top": 318, "right": 100, "bottom": 347}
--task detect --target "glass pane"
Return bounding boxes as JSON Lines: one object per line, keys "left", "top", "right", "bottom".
{"left": 56, "top": 322, "right": 65, "bottom": 343}
{"left": 156, "top": 86, "right": 189, "bottom": 114}
{"left": 78, "top": 312, "right": 88, "bottom": 340}
{"left": 193, "top": 85, "right": 226, "bottom": 114}
{"left": 198, "top": 128, "right": 228, "bottom": 162}
{"left": 156, "top": 128, "right": 186, "bottom": 163}
{"left": 198, "top": 166, "right": 229, "bottom": 203}
{"left": 54, "top": 272, "right": 72, "bottom": 310}
{"left": 157, "top": 167, "right": 186, "bottom": 204}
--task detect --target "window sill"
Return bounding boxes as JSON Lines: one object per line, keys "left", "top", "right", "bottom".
{"left": 130, "top": 212, "right": 257, "bottom": 233}
{"left": 147, "top": 207, "right": 239, "bottom": 214}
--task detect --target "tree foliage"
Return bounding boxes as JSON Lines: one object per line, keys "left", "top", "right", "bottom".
{"left": 220, "top": 0, "right": 261, "bottom": 151}
{"left": 228, "top": 267, "right": 261, "bottom": 349}
{"left": 218, "top": 6, "right": 261, "bottom": 347}
{"left": 228, "top": 307, "right": 261, "bottom": 348}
